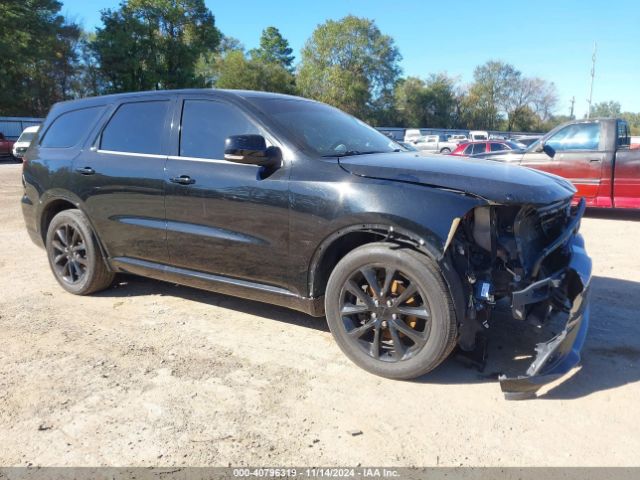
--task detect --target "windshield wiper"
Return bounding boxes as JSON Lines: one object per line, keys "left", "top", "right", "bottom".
{"left": 322, "top": 150, "right": 390, "bottom": 158}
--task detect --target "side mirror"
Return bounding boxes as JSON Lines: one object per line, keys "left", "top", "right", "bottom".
{"left": 224, "top": 134, "right": 280, "bottom": 168}
{"left": 542, "top": 143, "right": 556, "bottom": 158}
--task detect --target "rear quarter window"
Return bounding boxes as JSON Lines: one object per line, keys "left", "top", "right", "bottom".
{"left": 40, "top": 106, "right": 105, "bottom": 148}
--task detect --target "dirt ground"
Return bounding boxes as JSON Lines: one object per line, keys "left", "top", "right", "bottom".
{"left": 1, "top": 161, "right": 639, "bottom": 467}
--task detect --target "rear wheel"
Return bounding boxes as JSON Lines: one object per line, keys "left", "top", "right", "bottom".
{"left": 325, "top": 243, "right": 457, "bottom": 379}
{"left": 46, "top": 209, "right": 115, "bottom": 295}
{"left": 440, "top": 148, "right": 451, "bottom": 154}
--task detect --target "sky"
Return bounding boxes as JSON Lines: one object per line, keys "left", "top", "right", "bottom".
{"left": 62, "top": 0, "right": 640, "bottom": 118}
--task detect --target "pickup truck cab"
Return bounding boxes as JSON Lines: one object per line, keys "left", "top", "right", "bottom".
{"left": 477, "top": 118, "right": 640, "bottom": 209}
{"left": 413, "top": 134, "right": 458, "bottom": 154}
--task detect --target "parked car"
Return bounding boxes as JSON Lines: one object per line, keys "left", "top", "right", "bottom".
{"left": 469, "top": 130, "right": 489, "bottom": 141}
{"left": 22, "top": 89, "right": 591, "bottom": 399}
{"left": 477, "top": 118, "right": 640, "bottom": 209}
{"left": 413, "top": 134, "right": 458, "bottom": 154}
{"left": 511, "top": 135, "right": 542, "bottom": 147}
{"left": 450, "top": 140, "right": 526, "bottom": 156}
{"left": 12, "top": 125, "right": 39, "bottom": 159}
{"left": 0, "top": 132, "right": 16, "bottom": 160}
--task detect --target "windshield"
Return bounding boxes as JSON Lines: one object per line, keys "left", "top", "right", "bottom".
{"left": 17, "top": 131, "right": 36, "bottom": 143}
{"left": 247, "top": 97, "right": 404, "bottom": 157}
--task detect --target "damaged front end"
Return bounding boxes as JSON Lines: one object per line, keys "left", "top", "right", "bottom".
{"left": 449, "top": 197, "right": 591, "bottom": 399}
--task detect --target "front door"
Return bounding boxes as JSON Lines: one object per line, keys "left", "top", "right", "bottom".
{"left": 519, "top": 121, "right": 604, "bottom": 204}
{"left": 73, "top": 98, "right": 173, "bottom": 264}
{"left": 164, "top": 96, "right": 291, "bottom": 290}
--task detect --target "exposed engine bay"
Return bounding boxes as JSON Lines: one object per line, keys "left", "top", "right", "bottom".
{"left": 447, "top": 197, "right": 590, "bottom": 399}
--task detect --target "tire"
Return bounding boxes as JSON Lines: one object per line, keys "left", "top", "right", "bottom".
{"left": 440, "top": 148, "right": 451, "bottom": 154}
{"left": 325, "top": 242, "right": 457, "bottom": 380}
{"left": 46, "top": 209, "right": 115, "bottom": 295}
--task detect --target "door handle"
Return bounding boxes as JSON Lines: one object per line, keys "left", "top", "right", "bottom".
{"left": 75, "top": 166, "right": 95, "bottom": 175}
{"left": 589, "top": 158, "right": 601, "bottom": 162}
{"left": 170, "top": 175, "right": 195, "bottom": 185}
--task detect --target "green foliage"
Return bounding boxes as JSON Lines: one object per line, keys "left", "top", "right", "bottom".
{"left": 92, "top": 0, "right": 221, "bottom": 92}
{"left": 589, "top": 100, "right": 621, "bottom": 118}
{"left": 0, "top": 0, "right": 82, "bottom": 116}
{"left": 214, "top": 51, "right": 295, "bottom": 94}
{"left": 297, "top": 16, "right": 401, "bottom": 123}
{"left": 249, "top": 27, "right": 294, "bottom": 71}
{"left": 394, "top": 74, "right": 458, "bottom": 128}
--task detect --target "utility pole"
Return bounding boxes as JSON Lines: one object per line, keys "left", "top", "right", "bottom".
{"left": 570, "top": 96, "right": 575, "bottom": 119}
{"left": 587, "top": 42, "right": 597, "bottom": 118}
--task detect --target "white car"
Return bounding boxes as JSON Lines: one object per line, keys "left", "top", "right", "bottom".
{"left": 12, "top": 125, "right": 39, "bottom": 159}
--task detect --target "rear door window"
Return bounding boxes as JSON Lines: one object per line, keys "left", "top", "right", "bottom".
{"left": 40, "top": 106, "right": 104, "bottom": 148}
{"left": 100, "top": 100, "right": 170, "bottom": 155}
{"left": 179, "top": 100, "right": 259, "bottom": 159}
{"left": 490, "top": 142, "right": 507, "bottom": 152}
{"left": 472, "top": 143, "right": 486, "bottom": 154}
{"left": 617, "top": 121, "right": 630, "bottom": 147}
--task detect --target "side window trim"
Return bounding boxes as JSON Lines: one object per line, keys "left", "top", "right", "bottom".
{"left": 93, "top": 98, "right": 173, "bottom": 156}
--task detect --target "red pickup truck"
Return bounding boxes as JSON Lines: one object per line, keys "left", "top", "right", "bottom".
{"left": 0, "top": 132, "right": 16, "bottom": 159}
{"left": 477, "top": 118, "right": 640, "bottom": 209}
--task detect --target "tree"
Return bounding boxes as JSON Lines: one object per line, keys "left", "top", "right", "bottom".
{"left": 468, "top": 60, "right": 520, "bottom": 130}
{"left": 92, "top": 0, "right": 221, "bottom": 93}
{"left": 249, "top": 27, "right": 294, "bottom": 71}
{"left": 0, "top": 0, "right": 82, "bottom": 116}
{"left": 215, "top": 51, "right": 295, "bottom": 94}
{"left": 297, "top": 16, "right": 401, "bottom": 123}
{"left": 590, "top": 100, "right": 621, "bottom": 118}
{"left": 394, "top": 74, "right": 458, "bottom": 128}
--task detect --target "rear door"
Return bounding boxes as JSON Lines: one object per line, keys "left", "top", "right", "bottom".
{"left": 519, "top": 121, "right": 604, "bottom": 204}
{"left": 73, "top": 97, "right": 173, "bottom": 264}
{"left": 163, "top": 95, "right": 291, "bottom": 288}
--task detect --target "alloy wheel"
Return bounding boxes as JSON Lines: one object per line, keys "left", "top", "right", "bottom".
{"left": 339, "top": 265, "right": 431, "bottom": 362}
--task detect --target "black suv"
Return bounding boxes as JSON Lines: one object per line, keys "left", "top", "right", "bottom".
{"left": 21, "top": 89, "right": 592, "bottom": 398}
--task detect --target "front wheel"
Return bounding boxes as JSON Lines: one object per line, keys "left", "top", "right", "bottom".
{"left": 325, "top": 243, "right": 457, "bottom": 380}
{"left": 440, "top": 148, "right": 451, "bottom": 154}
{"left": 46, "top": 209, "right": 115, "bottom": 295}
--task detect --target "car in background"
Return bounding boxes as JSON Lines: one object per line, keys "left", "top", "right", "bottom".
{"left": 631, "top": 136, "right": 640, "bottom": 149}
{"left": 511, "top": 135, "right": 542, "bottom": 147}
{"left": 12, "top": 125, "right": 39, "bottom": 159}
{"left": 413, "top": 134, "right": 458, "bottom": 154}
{"left": 450, "top": 140, "right": 526, "bottom": 156}
{"left": 0, "top": 132, "right": 16, "bottom": 160}
{"left": 476, "top": 118, "right": 640, "bottom": 209}
{"left": 469, "top": 130, "right": 489, "bottom": 141}
{"left": 447, "top": 134, "right": 468, "bottom": 143}
{"left": 403, "top": 128, "right": 423, "bottom": 143}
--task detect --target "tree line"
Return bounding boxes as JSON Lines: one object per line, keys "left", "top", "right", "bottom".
{"left": 1, "top": 0, "right": 638, "bottom": 134}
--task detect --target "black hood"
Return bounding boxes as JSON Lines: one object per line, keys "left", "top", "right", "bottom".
{"left": 338, "top": 152, "right": 575, "bottom": 205}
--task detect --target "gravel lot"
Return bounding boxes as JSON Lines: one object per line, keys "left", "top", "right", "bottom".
{"left": 1, "top": 161, "right": 639, "bottom": 467}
